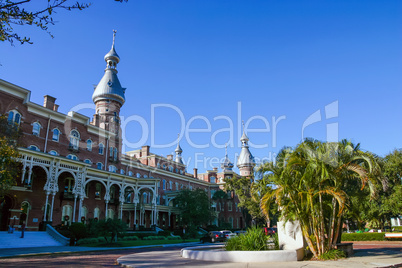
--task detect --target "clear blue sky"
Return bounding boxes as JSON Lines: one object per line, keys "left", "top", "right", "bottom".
{"left": 1, "top": 0, "right": 401, "bottom": 173}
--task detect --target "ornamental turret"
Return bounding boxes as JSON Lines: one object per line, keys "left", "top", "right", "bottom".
{"left": 221, "top": 144, "right": 234, "bottom": 172}
{"left": 237, "top": 123, "right": 255, "bottom": 177}
{"left": 92, "top": 30, "right": 126, "bottom": 134}
{"left": 175, "top": 134, "right": 183, "bottom": 164}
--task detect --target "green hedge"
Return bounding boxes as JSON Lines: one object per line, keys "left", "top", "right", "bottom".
{"left": 143, "top": 236, "right": 167, "bottom": 240}
{"left": 341, "top": 232, "right": 385, "bottom": 241}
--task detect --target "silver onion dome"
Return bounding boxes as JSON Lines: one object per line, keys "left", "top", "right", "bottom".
{"left": 92, "top": 30, "right": 126, "bottom": 106}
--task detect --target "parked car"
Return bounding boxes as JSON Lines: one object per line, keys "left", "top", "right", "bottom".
{"left": 263, "top": 227, "right": 277, "bottom": 236}
{"left": 220, "top": 230, "right": 236, "bottom": 239}
{"left": 234, "top": 230, "right": 247, "bottom": 236}
{"left": 200, "top": 231, "right": 225, "bottom": 243}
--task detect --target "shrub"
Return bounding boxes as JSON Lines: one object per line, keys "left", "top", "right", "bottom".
{"left": 167, "top": 236, "right": 181, "bottom": 240}
{"left": 97, "top": 237, "right": 107, "bottom": 243}
{"left": 158, "top": 230, "right": 171, "bottom": 236}
{"left": 319, "top": 249, "right": 346, "bottom": 260}
{"left": 393, "top": 226, "right": 402, "bottom": 232}
{"left": 69, "top": 222, "right": 87, "bottom": 242}
{"left": 225, "top": 227, "right": 276, "bottom": 251}
{"left": 341, "top": 233, "right": 385, "bottom": 241}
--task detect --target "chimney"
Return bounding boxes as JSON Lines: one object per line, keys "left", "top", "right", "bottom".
{"left": 193, "top": 168, "right": 198, "bottom": 179}
{"left": 43, "top": 95, "right": 56, "bottom": 110}
{"left": 141, "top": 145, "right": 150, "bottom": 157}
{"left": 167, "top": 154, "right": 173, "bottom": 161}
{"left": 213, "top": 167, "right": 218, "bottom": 172}
{"left": 53, "top": 104, "right": 59, "bottom": 112}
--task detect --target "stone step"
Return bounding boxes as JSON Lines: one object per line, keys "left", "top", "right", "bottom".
{"left": 0, "top": 231, "right": 64, "bottom": 249}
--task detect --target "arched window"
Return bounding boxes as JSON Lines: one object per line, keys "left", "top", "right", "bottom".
{"left": 84, "top": 159, "right": 92, "bottom": 164}
{"left": 28, "top": 145, "right": 40, "bottom": 151}
{"left": 169, "top": 181, "right": 173, "bottom": 190}
{"left": 162, "top": 180, "right": 166, "bottom": 190}
{"left": 69, "top": 130, "right": 80, "bottom": 150}
{"left": 94, "top": 207, "right": 100, "bottom": 219}
{"left": 67, "top": 154, "right": 78, "bottom": 160}
{"left": 7, "top": 110, "right": 21, "bottom": 126}
{"left": 52, "top": 128, "right": 60, "bottom": 141}
{"left": 136, "top": 173, "right": 141, "bottom": 178}
{"left": 143, "top": 174, "right": 148, "bottom": 178}
{"left": 62, "top": 205, "right": 72, "bottom": 223}
{"left": 210, "top": 176, "right": 216, "bottom": 183}
{"left": 120, "top": 169, "right": 125, "bottom": 175}
{"left": 32, "top": 122, "right": 41, "bottom": 136}
{"left": 228, "top": 201, "right": 233, "bottom": 211}
{"left": 169, "top": 166, "right": 173, "bottom": 172}
{"left": 108, "top": 165, "right": 116, "bottom": 172}
{"left": 99, "top": 143, "right": 104, "bottom": 155}
{"left": 107, "top": 208, "right": 114, "bottom": 219}
{"left": 97, "top": 162, "right": 103, "bottom": 170}
{"left": 87, "top": 139, "right": 92, "bottom": 151}
{"left": 128, "top": 171, "right": 133, "bottom": 176}
{"left": 95, "top": 183, "right": 102, "bottom": 199}
{"left": 49, "top": 150, "right": 58, "bottom": 156}
{"left": 64, "top": 177, "right": 74, "bottom": 195}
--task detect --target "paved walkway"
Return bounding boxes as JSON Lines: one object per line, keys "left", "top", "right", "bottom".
{"left": 0, "top": 241, "right": 401, "bottom": 268}
{"left": 117, "top": 246, "right": 402, "bottom": 268}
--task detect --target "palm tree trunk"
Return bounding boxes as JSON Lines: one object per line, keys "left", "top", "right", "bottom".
{"left": 329, "top": 198, "right": 337, "bottom": 248}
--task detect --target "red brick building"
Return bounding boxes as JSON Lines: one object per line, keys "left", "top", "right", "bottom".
{"left": 0, "top": 33, "right": 254, "bottom": 232}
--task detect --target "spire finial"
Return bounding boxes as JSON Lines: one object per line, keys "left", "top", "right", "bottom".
{"left": 112, "top": 30, "right": 117, "bottom": 48}
{"left": 225, "top": 143, "right": 228, "bottom": 156}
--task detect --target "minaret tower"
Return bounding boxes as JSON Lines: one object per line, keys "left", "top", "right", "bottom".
{"left": 237, "top": 122, "right": 256, "bottom": 177}
{"left": 92, "top": 30, "right": 126, "bottom": 134}
{"left": 175, "top": 134, "right": 183, "bottom": 164}
{"left": 221, "top": 144, "right": 234, "bottom": 173}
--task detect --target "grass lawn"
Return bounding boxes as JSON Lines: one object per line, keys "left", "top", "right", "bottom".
{"left": 83, "top": 239, "right": 199, "bottom": 247}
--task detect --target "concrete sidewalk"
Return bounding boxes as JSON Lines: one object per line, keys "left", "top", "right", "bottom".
{"left": 0, "top": 242, "right": 201, "bottom": 258}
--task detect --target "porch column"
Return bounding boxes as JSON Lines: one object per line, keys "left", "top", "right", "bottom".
{"left": 78, "top": 196, "right": 83, "bottom": 221}
{"left": 105, "top": 201, "right": 109, "bottom": 219}
{"left": 133, "top": 203, "right": 137, "bottom": 230}
{"left": 168, "top": 211, "right": 171, "bottom": 227}
{"left": 119, "top": 202, "right": 123, "bottom": 219}
{"left": 43, "top": 191, "right": 50, "bottom": 221}
{"left": 50, "top": 192, "right": 56, "bottom": 221}
{"left": 72, "top": 195, "right": 78, "bottom": 222}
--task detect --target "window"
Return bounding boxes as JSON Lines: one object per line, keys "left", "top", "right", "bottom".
{"left": 87, "top": 139, "right": 92, "bottom": 151}
{"left": 163, "top": 180, "right": 166, "bottom": 190}
{"left": 175, "top": 168, "right": 178, "bottom": 173}
{"left": 143, "top": 174, "right": 148, "bottom": 178}
{"left": 95, "top": 183, "right": 101, "bottom": 199}
{"left": 64, "top": 178, "right": 74, "bottom": 194}
{"left": 97, "top": 162, "right": 103, "bottom": 170}
{"left": 84, "top": 159, "right": 92, "bottom": 164}
{"left": 180, "top": 170, "right": 184, "bottom": 175}
{"left": 109, "top": 146, "right": 113, "bottom": 157}
{"left": 67, "top": 154, "right": 78, "bottom": 160}
{"left": 169, "top": 166, "right": 173, "bottom": 172}
{"left": 175, "top": 182, "right": 178, "bottom": 190}
{"left": 228, "top": 201, "right": 233, "bottom": 211}
{"left": 120, "top": 169, "right": 125, "bottom": 175}
{"left": 52, "top": 129, "right": 60, "bottom": 141}
{"left": 32, "top": 122, "right": 41, "bottom": 136}
{"left": 128, "top": 171, "right": 133, "bottom": 176}
{"left": 7, "top": 110, "right": 21, "bottom": 126}
{"left": 28, "top": 145, "right": 40, "bottom": 151}
{"left": 169, "top": 181, "right": 173, "bottom": 190}
{"left": 69, "top": 130, "right": 80, "bottom": 150}
{"left": 210, "top": 176, "right": 216, "bottom": 183}
{"left": 108, "top": 165, "right": 117, "bottom": 172}
{"left": 136, "top": 173, "right": 141, "bottom": 178}
{"left": 49, "top": 150, "right": 58, "bottom": 156}
{"left": 99, "top": 143, "right": 104, "bottom": 155}
{"left": 94, "top": 207, "right": 100, "bottom": 219}
{"left": 110, "top": 185, "right": 116, "bottom": 200}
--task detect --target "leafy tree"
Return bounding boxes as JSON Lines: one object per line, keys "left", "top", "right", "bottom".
{"left": 69, "top": 222, "right": 87, "bottom": 245}
{"left": 1, "top": 0, "right": 127, "bottom": 45}
{"left": 95, "top": 218, "right": 126, "bottom": 244}
{"left": 257, "top": 139, "right": 381, "bottom": 259}
{"left": 174, "top": 189, "right": 214, "bottom": 229}
{"left": 223, "top": 175, "right": 266, "bottom": 227}
{"left": 0, "top": 115, "right": 23, "bottom": 199}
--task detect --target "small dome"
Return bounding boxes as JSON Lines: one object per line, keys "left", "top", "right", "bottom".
{"left": 104, "top": 46, "right": 120, "bottom": 64}
{"left": 175, "top": 143, "right": 183, "bottom": 153}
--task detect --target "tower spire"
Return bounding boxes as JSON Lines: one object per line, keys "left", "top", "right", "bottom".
{"left": 175, "top": 133, "right": 183, "bottom": 164}
{"left": 221, "top": 143, "right": 234, "bottom": 172}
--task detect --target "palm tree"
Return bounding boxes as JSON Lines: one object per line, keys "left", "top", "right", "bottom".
{"left": 257, "top": 139, "right": 381, "bottom": 259}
